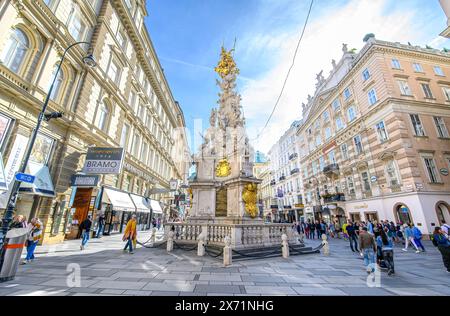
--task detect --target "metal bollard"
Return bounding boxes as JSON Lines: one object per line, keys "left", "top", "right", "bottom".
{"left": 0, "top": 228, "right": 29, "bottom": 282}
{"left": 281, "top": 234, "right": 289, "bottom": 258}
{"left": 223, "top": 236, "right": 232, "bottom": 267}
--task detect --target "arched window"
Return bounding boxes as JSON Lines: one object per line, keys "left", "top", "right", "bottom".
{"left": 96, "top": 101, "right": 110, "bottom": 131}
{"left": 0, "top": 28, "right": 29, "bottom": 73}
{"left": 395, "top": 204, "right": 413, "bottom": 225}
{"left": 49, "top": 68, "right": 64, "bottom": 101}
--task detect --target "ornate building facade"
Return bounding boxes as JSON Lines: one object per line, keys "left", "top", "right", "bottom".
{"left": 298, "top": 36, "right": 450, "bottom": 234}
{"left": 0, "top": 0, "right": 189, "bottom": 244}
{"left": 440, "top": 0, "right": 450, "bottom": 38}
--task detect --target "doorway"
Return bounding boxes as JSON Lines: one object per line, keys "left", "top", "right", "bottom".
{"left": 436, "top": 202, "right": 450, "bottom": 225}
{"left": 395, "top": 204, "right": 413, "bottom": 225}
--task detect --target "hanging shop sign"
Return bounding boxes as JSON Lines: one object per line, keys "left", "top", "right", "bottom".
{"left": 83, "top": 147, "right": 124, "bottom": 174}
{"left": 440, "top": 168, "right": 449, "bottom": 176}
{"left": 70, "top": 175, "right": 100, "bottom": 187}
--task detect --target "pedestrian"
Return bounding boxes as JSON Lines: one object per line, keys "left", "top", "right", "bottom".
{"left": 411, "top": 224, "right": 426, "bottom": 252}
{"left": 315, "top": 220, "right": 322, "bottom": 239}
{"left": 329, "top": 221, "right": 335, "bottom": 238}
{"left": 334, "top": 220, "right": 341, "bottom": 239}
{"left": 374, "top": 229, "right": 384, "bottom": 267}
{"left": 123, "top": 214, "right": 137, "bottom": 254}
{"left": 79, "top": 215, "right": 92, "bottom": 250}
{"left": 9, "top": 215, "right": 26, "bottom": 229}
{"left": 342, "top": 221, "right": 349, "bottom": 241}
{"left": 305, "top": 219, "right": 311, "bottom": 239}
{"left": 157, "top": 218, "right": 161, "bottom": 230}
{"left": 377, "top": 227, "right": 395, "bottom": 275}
{"left": 347, "top": 220, "right": 359, "bottom": 252}
{"left": 367, "top": 220, "right": 374, "bottom": 235}
{"left": 358, "top": 227, "right": 376, "bottom": 274}
{"left": 309, "top": 220, "right": 315, "bottom": 240}
{"left": 22, "top": 218, "right": 42, "bottom": 264}
{"left": 402, "top": 224, "right": 419, "bottom": 252}
{"left": 441, "top": 224, "right": 449, "bottom": 239}
{"left": 96, "top": 213, "right": 105, "bottom": 238}
{"left": 432, "top": 227, "right": 450, "bottom": 273}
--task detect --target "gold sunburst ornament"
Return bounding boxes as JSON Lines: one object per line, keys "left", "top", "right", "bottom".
{"left": 216, "top": 158, "right": 231, "bottom": 177}
{"left": 242, "top": 183, "right": 258, "bottom": 218}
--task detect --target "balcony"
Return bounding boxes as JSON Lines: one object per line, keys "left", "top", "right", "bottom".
{"left": 290, "top": 168, "right": 300, "bottom": 175}
{"left": 289, "top": 153, "right": 298, "bottom": 160}
{"left": 279, "top": 175, "right": 286, "bottom": 181}
{"left": 270, "top": 180, "right": 276, "bottom": 186}
{"left": 322, "top": 163, "right": 340, "bottom": 178}
{"left": 322, "top": 193, "right": 346, "bottom": 203}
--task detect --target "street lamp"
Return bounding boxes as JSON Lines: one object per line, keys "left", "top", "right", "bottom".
{"left": 0, "top": 41, "right": 96, "bottom": 253}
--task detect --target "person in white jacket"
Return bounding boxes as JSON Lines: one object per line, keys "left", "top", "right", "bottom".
{"left": 22, "top": 218, "right": 42, "bottom": 264}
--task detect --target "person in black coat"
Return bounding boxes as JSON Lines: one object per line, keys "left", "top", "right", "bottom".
{"left": 347, "top": 220, "right": 360, "bottom": 252}
{"left": 79, "top": 216, "right": 92, "bottom": 250}
{"left": 309, "top": 221, "right": 315, "bottom": 239}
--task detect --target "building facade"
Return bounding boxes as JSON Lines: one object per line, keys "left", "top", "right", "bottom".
{"left": 298, "top": 36, "right": 450, "bottom": 235}
{"left": 440, "top": 0, "right": 450, "bottom": 38}
{"left": 268, "top": 120, "right": 304, "bottom": 223}
{"left": 0, "top": 0, "right": 189, "bottom": 244}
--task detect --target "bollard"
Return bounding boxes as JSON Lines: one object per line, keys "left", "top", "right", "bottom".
{"left": 197, "top": 230, "right": 206, "bottom": 257}
{"left": 281, "top": 234, "right": 289, "bottom": 258}
{"left": 151, "top": 228, "right": 157, "bottom": 244}
{"left": 322, "top": 234, "right": 329, "bottom": 256}
{"left": 167, "top": 231, "right": 174, "bottom": 252}
{"left": 223, "top": 236, "right": 232, "bottom": 267}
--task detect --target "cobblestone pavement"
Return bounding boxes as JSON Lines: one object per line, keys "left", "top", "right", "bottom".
{"left": 0, "top": 231, "right": 448, "bottom": 296}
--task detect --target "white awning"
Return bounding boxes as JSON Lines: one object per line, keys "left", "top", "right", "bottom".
{"left": 102, "top": 187, "right": 135, "bottom": 212}
{"left": 19, "top": 162, "right": 55, "bottom": 197}
{"left": 130, "top": 194, "right": 151, "bottom": 213}
{"left": 150, "top": 199, "right": 163, "bottom": 214}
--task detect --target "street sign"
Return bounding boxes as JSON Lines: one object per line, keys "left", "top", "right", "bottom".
{"left": 70, "top": 175, "right": 100, "bottom": 187}
{"left": 83, "top": 147, "right": 124, "bottom": 174}
{"left": 15, "top": 173, "right": 35, "bottom": 183}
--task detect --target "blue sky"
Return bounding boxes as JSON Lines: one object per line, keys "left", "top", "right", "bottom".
{"left": 146, "top": 0, "right": 449, "bottom": 154}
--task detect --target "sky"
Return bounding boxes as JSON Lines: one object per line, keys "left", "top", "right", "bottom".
{"left": 146, "top": 0, "right": 450, "bottom": 155}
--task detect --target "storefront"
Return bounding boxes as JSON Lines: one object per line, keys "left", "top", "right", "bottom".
{"left": 101, "top": 187, "right": 137, "bottom": 235}
{"left": 314, "top": 206, "right": 331, "bottom": 224}
{"left": 130, "top": 193, "right": 151, "bottom": 231}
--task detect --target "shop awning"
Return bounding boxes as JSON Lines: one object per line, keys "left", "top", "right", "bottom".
{"left": 130, "top": 194, "right": 151, "bottom": 213}
{"left": 150, "top": 199, "right": 163, "bottom": 214}
{"left": 102, "top": 187, "right": 135, "bottom": 212}
{"left": 19, "top": 162, "right": 55, "bottom": 197}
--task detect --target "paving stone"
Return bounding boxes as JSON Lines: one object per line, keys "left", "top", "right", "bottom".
{"left": 89, "top": 280, "right": 147, "bottom": 290}
{"left": 338, "top": 287, "right": 393, "bottom": 296}
{"left": 100, "top": 289, "right": 126, "bottom": 295}
{"left": 244, "top": 286, "right": 296, "bottom": 295}
{"left": 199, "top": 274, "right": 242, "bottom": 281}
{"left": 123, "top": 290, "right": 153, "bottom": 296}
{"left": 142, "top": 282, "right": 195, "bottom": 292}
{"left": 194, "top": 285, "right": 241, "bottom": 294}
{"left": 293, "top": 287, "right": 348, "bottom": 296}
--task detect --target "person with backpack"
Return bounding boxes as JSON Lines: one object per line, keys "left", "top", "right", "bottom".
{"left": 22, "top": 218, "right": 42, "bottom": 264}
{"left": 79, "top": 215, "right": 92, "bottom": 250}
{"left": 377, "top": 227, "right": 395, "bottom": 275}
{"left": 411, "top": 224, "right": 425, "bottom": 252}
{"left": 432, "top": 227, "right": 450, "bottom": 273}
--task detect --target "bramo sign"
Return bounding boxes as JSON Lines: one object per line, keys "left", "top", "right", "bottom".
{"left": 83, "top": 147, "right": 124, "bottom": 174}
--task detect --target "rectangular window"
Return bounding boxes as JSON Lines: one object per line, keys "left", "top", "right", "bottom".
{"left": 68, "top": 10, "right": 87, "bottom": 42}
{"left": 340, "top": 143, "right": 349, "bottom": 160}
{"left": 368, "top": 88, "right": 378, "bottom": 105}
{"left": 346, "top": 176, "right": 355, "bottom": 195}
{"left": 443, "top": 87, "right": 450, "bottom": 101}
{"left": 0, "top": 113, "right": 13, "bottom": 149}
{"left": 120, "top": 123, "right": 130, "bottom": 147}
{"left": 108, "top": 59, "right": 120, "bottom": 84}
{"left": 347, "top": 106, "right": 357, "bottom": 122}
{"left": 315, "top": 135, "right": 322, "bottom": 146}
{"left": 376, "top": 121, "right": 389, "bottom": 142}
{"left": 397, "top": 80, "right": 412, "bottom": 96}
{"left": 140, "top": 142, "right": 148, "bottom": 164}
{"left": 319, "top": 156, "right": 325, "bottom": 170}
{"left": 343, "top": 88, "right": 352, "bottom": 100}
{"left": 332, "top": 98, "right": 341, "bottom": 111}
{"left": 434, "top": 116, "right": 449, "bottom": 138}
{"left": 328, "top": 150, "right": 336, "bottom": 164}
{"left": 336, "top": 117, "right": 344, "bottom": 131}
{"left": 410, "top": 114, "right": 426, "bottom": 136}
{"left": 362, "top": 68, "right": 370, "bottom": 81}
{"left": 322, "top": 110, "right": 329, "bottom": 122}
{"left": 312, "top": 161, "right": 318, "bottom": 175}
{"left": 325, "top": 127, "right": 332, "bottom": 140}
{"left": 354, "top": 135, "right": 363, "bottom": 155}
{"left": 132, "top": 133, "right": 141, "bottom": 157}
{"left": 413, "top": 63, "right": 423, "bottom": 72}
{"left": 361, "top": 171, "right": 371, "bottom": 192}
{"left": 423, "top": 157, "right": 440, "bottom": 183}
{"left": 385, "top": 160, "right": 400, "bottom": 187}
{"left": 391, "top": 58, "right": 401, "bottom": 69}
{"left": 434, "top": 66, "right": 444, "bottom": 76}
{"left": 421, "top": 83, "right": 434, "bottom": 99}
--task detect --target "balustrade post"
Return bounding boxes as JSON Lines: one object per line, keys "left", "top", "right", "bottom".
{"left": 282, "top": 233, "right": 289, "bottom": 258}
{"left": 223, "top": 236, "right": 232, "bottom": 267}
{"left": 197, "top": 228, "right": 206, "bottom": 257}
{"left": 167, "top": 230, "right": 174, "bottom": 252}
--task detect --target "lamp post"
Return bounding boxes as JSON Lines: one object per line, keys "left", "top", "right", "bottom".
{"left": 0, "top": 41, "right": 96, "bottom": 254}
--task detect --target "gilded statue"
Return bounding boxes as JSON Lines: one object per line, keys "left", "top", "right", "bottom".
{"left": 242, "top": 183, "right": 258, "bottom": 218}
{"left": 214, "top": 46, "right": 240, "bottom": 79}
{"left": 216, "top": 158, "right": 231, "bottom": 177}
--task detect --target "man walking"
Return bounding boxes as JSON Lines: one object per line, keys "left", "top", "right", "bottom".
{"left": 411, "top": 224, "right": 426, "bottom": 252}
{"left": 79, "top": 215, "right": 92, "bottom": 250}
{"left": 359, "top": 227, "right": 376, "bottom": 273}
{"left": 96, "top": 213, "right": 105, "bottom": 238}
{"left": 347, "top": 220, "right": 359, "bottom": 252}
{"left": 402, "top": 224, "right": 419, "bottom": 252}
{"left": 432, "top": 227, "right": 450, "bottom": 273}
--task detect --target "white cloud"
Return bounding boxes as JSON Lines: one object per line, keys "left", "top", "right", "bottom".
{"left": 239, "top": 0, "right": 438, "bottom": 154}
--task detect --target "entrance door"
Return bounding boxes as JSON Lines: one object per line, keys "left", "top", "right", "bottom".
{"left": 215, "top": 188, "right": 227, "bottom": 217}
{"left": 350, "top": 212, "right": 361, "bottom": 223}
{"left": 365, "top": 212, "right": 379, "bottom": 222}
{"left": 395, "top": 204, "right": 412, "bottom": 225}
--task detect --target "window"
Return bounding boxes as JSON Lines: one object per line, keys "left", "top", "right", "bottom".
{"left": 332, "top": 98, "right": 341, "bottom": 111}
{"left": 125, "top": 0, "right": 133, "bottom": 10}
{"left": 368, "top": 88, "right": 378, "bottom": 105}
{"left": 410, "top": 114, "right": 426, "bottom": 136}
{"left": 0, "top": 28, "right": 29, "bottom": 73}
{"left": 120, "top": 123, "right": 130, "bottom": 147}
{"left": 391, "top": 58, "right": 401, "bottom": 69}
{"left": 354, "top": 135, "right": 363, "bottom": 155}
{"left": 434, "top": 66, "right": 444, "bottom": 76}
{"left": 30, "top": 133, "right": 54, "bottom": 165}
{"left": 67, "top": 8, "right": 87, "bottom": 41}
{"left": 397, "top": 80, "right": 412, "bottom": 96}
{"left": 96, "top": 101, "right": 109, "bottom": 131}
{"left": 108, "top": 58, "right": 120, "bottom": 84}
{"left": 385, "top": 160, "right": 400, "bottom": 187}
{"left": 347, "top": 106, "right": 357, "bottom": 122}
{"left": 322, "top": 110, "right": 329, "bottom": 122}
{"left": 421, "top": 83, "right": 434, "bottom": 99}
{"left": 442, "top": 87, "right": 450, "bottom": 101}
{"left": 319, "top": 156, "right": 325, "bottom": 170}
{"left": 434, "top": 116, "right": 449, "bottom": 138}
{"left": 422, "top": 156, "right": 440, "bottom": 183}
{"left": 336, "top": 116, "right": 344, "bottom": 131}
{"left": 346, "top": 176, "right": 355, "bottom": 195}
{"left": 343, "top": 88, "right": 352, "bottom": 100}
{"left": 49, "top": 68, "right": 64, "bottom": 101}
{"left": 129, "top": 90, "right": 137, "bottom": 113}
{"left": 362, "top": 68, "right": 370, "bottom": 81}
{"left": 325, "top": 127, "right": 332, "bottom": 140}
{"left": 340, "top": 143, "right": 349, "bottom": 160}
{"left": 315, "top": 135, "right": 322, "bottom": 146}
{"left": 361, "top": 171, "right": 371, "bottom": 192}
{"left": 140, "top": 142, "right": 148, "bottom": 164}
{"left": 117, "top": 31, "right": 127, "bottom": 51}
{"left": 413, "top": 63, "right": 423, "bottom": 72}
{"left": 132, "top": 133, "right": 141, "bottom": 157}
{"left": 376, "top": 121, "right": 389, "bottom": 142}
{"left": 328, "top": 150, "right": 336, "bottom": 164}
{"left": 312, "top": 161, "right": 318, "bottom": 175}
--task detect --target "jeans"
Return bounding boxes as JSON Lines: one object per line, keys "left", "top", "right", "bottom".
{"left": 349, "top": 234, "right": 359, "bottom": 252}
{"left": 96, "top": 225, "right": 104, "bottom": 238}
{"left": 25, "top": 241, "right": 38, "bottom": 261}
{"left": 414, "top": 238, "right": 425, "bottom": 251}
{"left": 362, "top": 248, "right": 375, "bottom": 268}
{"left": 317, "top": 230, "right": 322, "bottom": 239}
{"left": 405, "top": 237, "right": 418, "bottom": 250}
{"left": 81, "top": 231, "right": 90, "bottom": 247}
{"left": 437, "top": 245, "right": 450, "bottom": 272}
{"left": 382, "top": 249, "right": 395, "bottom": 273}
{"left": 310, "top": 230, "right": 315, "bottom": 239}
{"left": 124, "top": 237, "right": 133, "bottom": 252}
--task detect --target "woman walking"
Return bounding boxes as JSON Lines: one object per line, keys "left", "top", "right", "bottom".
{"left": 305, "top": 220, "right": 311, "bottom": 239}
{"left": 402, "top": 224, "right": 419, "bottom": 253}
{"left": 432, "top": 227, "right": 450, "bottom": 273}
{"left": 22, "top": 218, "right": 42, "bottom": 264}
{"left": 123, "top": 214, "right": 137, "bottom": 254}
{"left": 377, "top": 228, "right": 395, "bottom": 275}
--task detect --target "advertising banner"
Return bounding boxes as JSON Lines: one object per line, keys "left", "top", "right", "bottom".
{"left": 83, "top": 147, "right": 124, "bottom": 174}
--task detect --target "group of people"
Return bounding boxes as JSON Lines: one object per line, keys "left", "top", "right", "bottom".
{"left": 8, "top": 215, "right": 42, "bottom": 265}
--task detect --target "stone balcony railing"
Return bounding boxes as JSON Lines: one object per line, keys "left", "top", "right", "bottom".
{"left": 164, "top": 222, "right": 298, "bottom": 249}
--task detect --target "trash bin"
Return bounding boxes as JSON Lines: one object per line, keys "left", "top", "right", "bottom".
{"left": 0, "top": 227, "right": 28, "bottom": 282}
